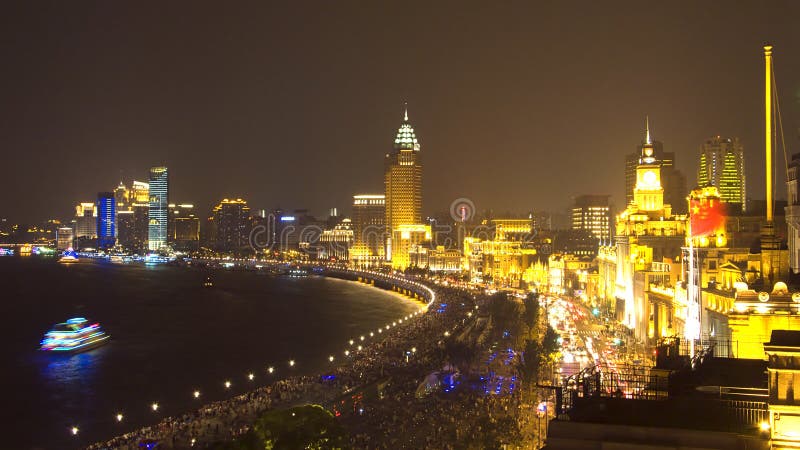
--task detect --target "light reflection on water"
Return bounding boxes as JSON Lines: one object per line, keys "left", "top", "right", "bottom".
{"left": 43, "top": 351, "right": 100, "bottom": 384}
{"left": 4, "top": 258, "right": 418, "bottom": 450}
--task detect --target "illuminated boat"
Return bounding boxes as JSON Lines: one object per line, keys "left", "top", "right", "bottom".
{"left": 287, "top": 267, "right": 309, "bottom": 277}
{"left": 40, "top": 317, "right": 110, "bottom": 353}
{"left": 58, "top": 249, "right": 79, "bottom": 263}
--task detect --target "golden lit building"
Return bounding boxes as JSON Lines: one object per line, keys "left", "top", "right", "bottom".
{"left": 350, "top": 194, "right": 385, "bottom": 267}
{"left": 391, "top": 224, "right": 430, "bottom": 270}
{"left": 409, "top": 245, "right": 463, "bottom": 272}
{"left": 319, "top": 218, "right": 354, "bottom": 261}
{"left": 385, "top": 107, "right": 422, "bottom": 263}
{"left": 130, "top": 180, "right": 149, "bottom": 204}
{"left": 764, "top": 330, "right": 800, "bottom": 448}
{"left": 598, "top": 121, "right": 688, "bottom": 344}
{"left": 463, "top": 236, "right": 540, "bottom": 288}
{"left": 728, "top": 284, "right": 800, "bottom": 359}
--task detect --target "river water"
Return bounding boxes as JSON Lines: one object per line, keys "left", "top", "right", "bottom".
{"left": 0, "top": 257, "right": 418, "bottom": 449}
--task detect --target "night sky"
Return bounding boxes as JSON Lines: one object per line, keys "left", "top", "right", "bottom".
{"left": 2, "top": 1, "right": 800, "bottom": 224}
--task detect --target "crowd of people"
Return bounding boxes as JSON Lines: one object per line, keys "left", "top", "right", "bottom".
{"left": 88, "top": 273, "right": 538, "bottom": 449}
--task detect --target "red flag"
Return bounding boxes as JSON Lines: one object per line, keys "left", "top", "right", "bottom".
{"left": 690, "top": 197, "right": 725, "bottom": 237}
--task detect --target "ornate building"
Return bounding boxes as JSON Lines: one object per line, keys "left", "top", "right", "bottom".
{"left": 385, "top": 106, "right": 424, "bottom": 267}
{"left": 600, "top": 123, "right": 688, "bottom": 344}
{"left": 624, "top": 118, "right": 688, "bottom": 214}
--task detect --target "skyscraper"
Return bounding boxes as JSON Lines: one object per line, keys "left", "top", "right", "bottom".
{"left": 624, "top": 118, "right": 687, "bottom": 214}
{"left": 697, "top": 136, "right": 746, "bottom": 213}
{"left": 384, "top": 106, "right": 423, "bottom": 262}
{"left": 170, "top": 203, "right": 200, "bottom": 252}
{"left": 130, "top": 180, "right": 150, "bottom": 204}
{"left": 74, "top": 202, "right": 97, "bottom": 238}
{"left": 350, "top": 194, "right": 386, "bottom": 267}
{"left": 96, "top": 192, "right": 116, "bottom": 249}
{"left": 114, "top": 182, "right": 129, "bottom": 212}
{"left": 148, "top": 166, "right": 169, "bottom": 251}
{"left": 571, "top": 194, "right": 612, "bottom": 242}
{"left": 212, "top": 198, "right": 251, "bottom": 254}
{"left": 56, "top": 226, "right": 74, "bottom": 250}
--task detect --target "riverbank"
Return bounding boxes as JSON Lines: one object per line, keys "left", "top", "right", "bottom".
{"left": 86, "top": 270, "right": 449, "bottom": 449}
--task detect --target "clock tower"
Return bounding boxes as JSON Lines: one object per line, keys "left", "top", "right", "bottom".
{"left": 633, "top": 117, "right": 665, "bottom": 212}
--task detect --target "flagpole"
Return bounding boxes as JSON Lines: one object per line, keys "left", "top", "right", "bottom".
{"left": 688, "top": 225, "right": 695, "bottom": 358}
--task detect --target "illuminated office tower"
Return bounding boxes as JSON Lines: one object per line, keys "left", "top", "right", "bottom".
{"left": 56, "top": 227, "right": 74, "bottom": 250}
{"left": 212, "top": 199, "right": 251, "bottom": 253}
{"left": 114, "top": 182, "right": 129, "bottom": 211}
{"left": 571, "top": 194, "right": 611, "bottom": 242}
{"left": 116, "top": 210, "right": 135, "bottom": 250}
{"left": 74, "top": 202, "right": 97, "bottom": 238}
{"left": 169, "top": 203, "right": 200, "bottom": 252}
{"left": 350, "top": 194, "right": 385, "bottom": 266}
{"left": 384, "top": 106, "right": 423, "bottom": 261}
{"left": 130, "top": 180, "right": 149, "bottom": 204}
{"left": 697, "top": 136, "right": 746, "bottom": 213}
{"left": 147, "top": 166, "right": 169, "bottom": 251}
{"left": 96, "top": 192, "right": 116, "bottom": 249}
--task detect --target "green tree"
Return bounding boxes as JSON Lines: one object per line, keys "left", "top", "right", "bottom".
{"left": 517, "top": 338, "right": 542, "bottom": 403}
{"left": 216, "top": 404, "right": 349, "bottom": 450}
{"left": 444, "top": 339, "right": 479, "bottom": 372}
{"left": 542, "top": 325, "right": 560, "bottom": 361}
{"left": 522, "top": 292, "right": 541, "bottom": 338}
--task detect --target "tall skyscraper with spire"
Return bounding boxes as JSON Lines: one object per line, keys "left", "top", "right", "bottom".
{"left": 384, "top": 105, "right": 424, "bottom": 265}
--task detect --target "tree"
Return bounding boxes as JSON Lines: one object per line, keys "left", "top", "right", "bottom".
{"left": 215, "top": 404, "right": 349, "bottom": 450}
{"left": 444, "top": 339, "right": 479, "bottom": 373}
{"left": 487, "top": 292, "right": 524, "bottom": 342}
{"left": 542, "top": 325, "right": 560, "bottom": 362}
{"left": 522, "top": 292, "right": 541, "bottom": 338}
{"left": 517, "top": 338, "right": 542, "bottom": 403}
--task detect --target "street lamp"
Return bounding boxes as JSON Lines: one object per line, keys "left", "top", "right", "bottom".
{"left": 329, "top": 355, "right": 334, "bottom": 362}
{"left": 116, "top": 413, "right": 123, "bottom": 422}
{"left": 224, "top": 380, "right": 231, "bottom": 389}
{"left": 151, "top": 402, "right": 159, "bottom": 412}
{"left": 267, "top": 366, "right": 274, "bottom": 374}
{"left": 248, "top": 373, "right": 255, "bottom": 381}
{"left": 71, "top": 426, "right": 79, "bottom": 436}
{"left": 289, "top": 360, "right": 295, "bottom": 367}
{"left": 193, "top": 390, "right": 201, "bottom": 399}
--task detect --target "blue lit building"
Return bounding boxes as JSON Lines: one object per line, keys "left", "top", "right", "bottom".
{"left": 96, "top": 192, "right": 116, "bottom": 249}
{"left": 148, "top": 166, "right": 169, "bottom": 251}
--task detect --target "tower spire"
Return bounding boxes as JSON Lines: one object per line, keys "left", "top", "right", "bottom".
{"left": 645, "top": 115, "right": 651, "bottom": 145}
{"left": 403, "top": 102, "right": 408, "bottom": 122}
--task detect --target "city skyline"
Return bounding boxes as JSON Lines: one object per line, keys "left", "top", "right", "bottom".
{"left": 2, "top": 2, "right": 800, "bottom": 223}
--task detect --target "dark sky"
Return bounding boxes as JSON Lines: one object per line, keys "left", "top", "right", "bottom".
{"left": 2, "top": 1, "right": 800, "bottom": 224}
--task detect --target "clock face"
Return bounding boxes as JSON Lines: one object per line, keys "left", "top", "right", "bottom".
{"left": 643, "top": 170, "right": 657, "bottom": 185}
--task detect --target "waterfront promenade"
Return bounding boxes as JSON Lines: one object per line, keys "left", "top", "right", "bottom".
{"left": 87, "top": 271, "right": 502, "bottom": 449}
